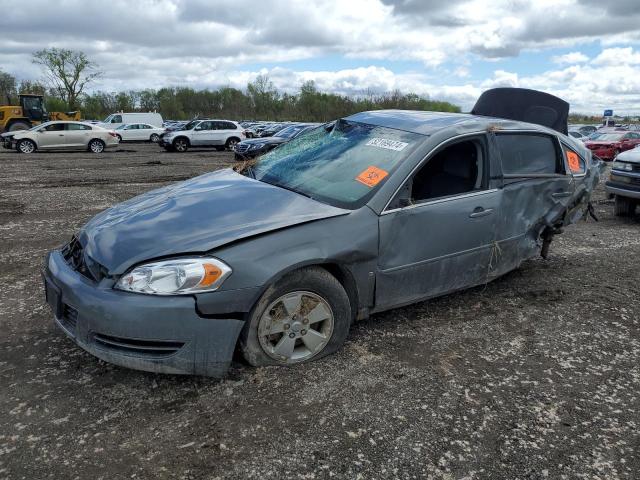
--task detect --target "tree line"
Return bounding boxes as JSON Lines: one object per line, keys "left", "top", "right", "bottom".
{"left": 0, "top": 48, "right": 460, "bottom": 122}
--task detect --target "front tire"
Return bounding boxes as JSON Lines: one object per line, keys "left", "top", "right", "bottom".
{"left": 173, "top": 138, "right": 189, "bottom": 152}
{"left": 115, "top": 134, "right": 122, "bottom": 142}
{"left": 240, "top": 267, "right": 351, "bottom": 367}
{"left": 614, "top": 195, "right": 636, "bottom": 217}
{"left": 17, "top": 139, "right": 36, "bottom": 154}
{"left": 88, "top": 139, "right": 105, "bottom": 153}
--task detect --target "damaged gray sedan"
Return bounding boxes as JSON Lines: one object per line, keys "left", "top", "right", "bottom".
{"left": 43, "top": 88, "right": 602, "bottom": 377}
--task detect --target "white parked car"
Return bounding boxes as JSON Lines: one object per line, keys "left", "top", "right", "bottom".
{"left": 114, "top": 123, "right": 165, "bottom": 142}
{"left": 1, "top": 121, "right": 119, "bottom": 154}
{"left": 158, "top": 119, "right": 246, "bottom": 152}
{"left": 568, "top": 130, "right": 589, "bottom": 142}
{"left": 98, "top": 112, "right": 163, "bottom": 130}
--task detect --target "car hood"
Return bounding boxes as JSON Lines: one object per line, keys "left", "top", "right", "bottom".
{"left": 241, "top": 137, "right": 287, "bottom": 145}
{"left": 616, "top": 148, "right": 640, "bottom": 163}
{"left": 585, "top": 140, "right": 619, "bottom": 146}
{"left": 79, "top": 169, "right": 349, "bottom": 274}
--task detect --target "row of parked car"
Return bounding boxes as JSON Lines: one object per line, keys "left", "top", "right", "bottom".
{"left": 0, "top": 111, "right": 320, "bottom": 155}
{"left": 568, "top": 123, "right": 640, "bottom": 161}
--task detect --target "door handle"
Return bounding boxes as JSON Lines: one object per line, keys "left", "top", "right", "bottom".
{"left": 469, "top": 207, "right": 494, "bottom": 218}
{"left": 58, "top": 134, "right": 64, "bottom": 136}
{"left": 551, "top": 191, "right": 571, "bottom": 199}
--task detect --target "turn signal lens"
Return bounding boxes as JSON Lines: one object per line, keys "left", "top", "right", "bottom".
{"left": 198, "top": 263, "right": 223, "bottom": 287}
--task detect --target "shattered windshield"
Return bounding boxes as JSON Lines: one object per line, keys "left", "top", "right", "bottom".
{"left": 251, "top": 119, "right": 424, "bottom": 209}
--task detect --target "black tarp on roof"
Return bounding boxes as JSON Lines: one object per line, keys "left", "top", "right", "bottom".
{"left": 471, "top": 87, "right": 569, "bottom": 135}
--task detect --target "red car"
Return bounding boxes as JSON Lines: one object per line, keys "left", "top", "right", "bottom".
{"left": 584, "top": 131, "right": 640, "bottom": 160}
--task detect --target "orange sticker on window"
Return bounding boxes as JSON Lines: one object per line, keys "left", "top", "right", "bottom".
{"left": 566, "top": 151, "right": 582, "bottom": 173}
{"left": 356, "top": 166, "right": 389, "bottom": 187}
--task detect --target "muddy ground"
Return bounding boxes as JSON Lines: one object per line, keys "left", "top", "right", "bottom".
{"left": 0, "top": 143, "right": 638, "bottom": 479}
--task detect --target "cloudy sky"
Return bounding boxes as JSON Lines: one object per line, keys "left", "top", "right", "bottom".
{"left": 2, "top": 0, "right": 640, "bottom": 114}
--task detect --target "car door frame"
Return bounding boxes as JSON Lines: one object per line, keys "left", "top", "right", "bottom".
{"left": 374, "top": 132, "right": 503, "bottom": 311}
{"left": 37, "top": 123, "right": 67, "bottom": 149}
{"left": 489, "top": 129, "right": 576, "bottom": 279}
{"left": 63, "top": 122, "right": 93, "bottom": 148}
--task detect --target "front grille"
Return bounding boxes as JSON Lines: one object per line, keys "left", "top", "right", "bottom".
{"left": 61, "top": 236, "right": 105, "bottom": 282}
{"left": 235, "top": 144, "right": 250, "bottom": 153}
{"left": 58, "top": 303, "right": 78, "bottom": 334}
{"left": 632, "top": 164, "right": 640, "bottom": 173}
{"left": 92, "top": 333, "right": 184, "bottom": 358}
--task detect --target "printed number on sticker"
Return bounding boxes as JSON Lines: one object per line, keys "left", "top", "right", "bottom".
{"left": 366, "top": 137, "right": 409, "bottom": 152}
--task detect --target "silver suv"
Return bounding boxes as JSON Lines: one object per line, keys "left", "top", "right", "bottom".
{"left": 159, "top": 119, "right": 246, "bottom": 152}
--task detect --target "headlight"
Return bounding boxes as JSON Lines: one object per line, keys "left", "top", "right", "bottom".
{"left": 249, "top": 144, "right": 263, "bottom": 150}
{"left": 115, "top": 257, "right": 232, "bottom": 295}
{"left": 612, "top": 161, "right": 633, "bottom": 171}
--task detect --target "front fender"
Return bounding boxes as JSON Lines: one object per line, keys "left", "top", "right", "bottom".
{"left": 199, "top": 207, "right": 379, "bottom": 315}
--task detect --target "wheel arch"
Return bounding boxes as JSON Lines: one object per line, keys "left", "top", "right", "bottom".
{"left": 255, "top": 261, "right": 360, "bottom": 322}
{"left": 172, "top": 135, "right": 190, "bottom": 146}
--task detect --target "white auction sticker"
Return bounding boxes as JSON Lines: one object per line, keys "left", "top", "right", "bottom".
{"left": 365, "top": 137, "right": 409, "bottom": 152}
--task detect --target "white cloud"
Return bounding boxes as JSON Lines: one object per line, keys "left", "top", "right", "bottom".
{"left": 2, "top": 1, "right": 640, "bottom": 114}
{"left": 552, "top": 51, "right": 589, "bottom": 64}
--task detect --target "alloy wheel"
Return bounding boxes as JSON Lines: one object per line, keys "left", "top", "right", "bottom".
{"left": 18, "top": 140, "right": 34, "bottom": 154}
{"left": 89, "top": 140, "right": 104, "bottom": 153}
{"left": 257, "top": 291, "right": 334, "bottom": 363}
{"left": 175, "top": 139, "right": 188, "bottom": 152}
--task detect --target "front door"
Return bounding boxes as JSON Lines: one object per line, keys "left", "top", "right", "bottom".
{"left": 191, "top": 121, "right": 214, "bottom": 146}
{"left": 36, "top": 123, "right": 66, "bottom": 149}
{"left": 376, "top": 135, "right": 500, "bottom": 310}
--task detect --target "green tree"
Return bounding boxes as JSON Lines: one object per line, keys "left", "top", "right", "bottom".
{"left": 0, "top": 70, "right": 16, "bottom": 105}
{"left": 32, "top": 48, "right": 102, "bottom": 109}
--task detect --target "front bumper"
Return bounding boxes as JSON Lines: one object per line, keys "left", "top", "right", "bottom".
{"left": 43, "top": 250, "right": 245, "bottom": 377}
{"left": 605, "top": 181, "right": 640, "bottom": 200}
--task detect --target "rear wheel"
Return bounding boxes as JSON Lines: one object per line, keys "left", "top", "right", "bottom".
{"left": 173, "top": 138, "right": 189, "bottom": 152}
{"left": 150, "top": 133, "right": 160, "bottom": 142}
{"left": 88, "top": 139, "right": 105, "bottom": 153}
{"left": 225, "top": 137, "right": 240, "bottom": 150}
{"left": 614, "top": 195, "right": 636, "bottom": 217}
{"left": 240, "top": 267, "right": 351, "bottom": 367}
{"left": 9, "top": 121, "right": 30, "bottom": 132}
{"left": 17, "top": 139, "right": 35, "bottom": 154}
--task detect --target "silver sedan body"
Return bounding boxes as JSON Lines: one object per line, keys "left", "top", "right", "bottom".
{"left": 8, "top": 121, "right": 119, "bottom": 153}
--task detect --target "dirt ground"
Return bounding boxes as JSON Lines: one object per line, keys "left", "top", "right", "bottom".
{"left": 0, "top": 143, "right": 638, "bottom": 480}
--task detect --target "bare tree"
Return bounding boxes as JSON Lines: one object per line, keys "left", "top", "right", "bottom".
{"left": 32, "top": 48, "right": 101, "bottom": 109}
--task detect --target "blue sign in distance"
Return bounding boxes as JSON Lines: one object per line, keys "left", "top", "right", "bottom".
{"left": 604, "top": 109, "right": 613, "bottom": 117}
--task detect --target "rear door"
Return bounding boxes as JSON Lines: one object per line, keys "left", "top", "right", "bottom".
{"left": 621, "top": 132, "right": 640, "bottom": 152}
{"left": 64, "top": 123, "right": 92, "bottom": 148}
{"left": 491, "top": 131, "right": 574, "bottom": 277}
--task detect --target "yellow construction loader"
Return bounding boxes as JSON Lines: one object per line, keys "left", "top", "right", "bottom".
{"left": 0, "top": 94, "right": 81, "bottom": 132}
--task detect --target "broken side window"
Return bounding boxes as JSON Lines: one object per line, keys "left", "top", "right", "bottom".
{"left": 496, "top": 133, "right": 562, "bottom": 175}
{"left": 410, "top": 139, "right": 486, "bottom": 203}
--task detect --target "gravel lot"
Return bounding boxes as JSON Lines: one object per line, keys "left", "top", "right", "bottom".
{"left": 0, "top": 143, "right": 638, "bottom": 479}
